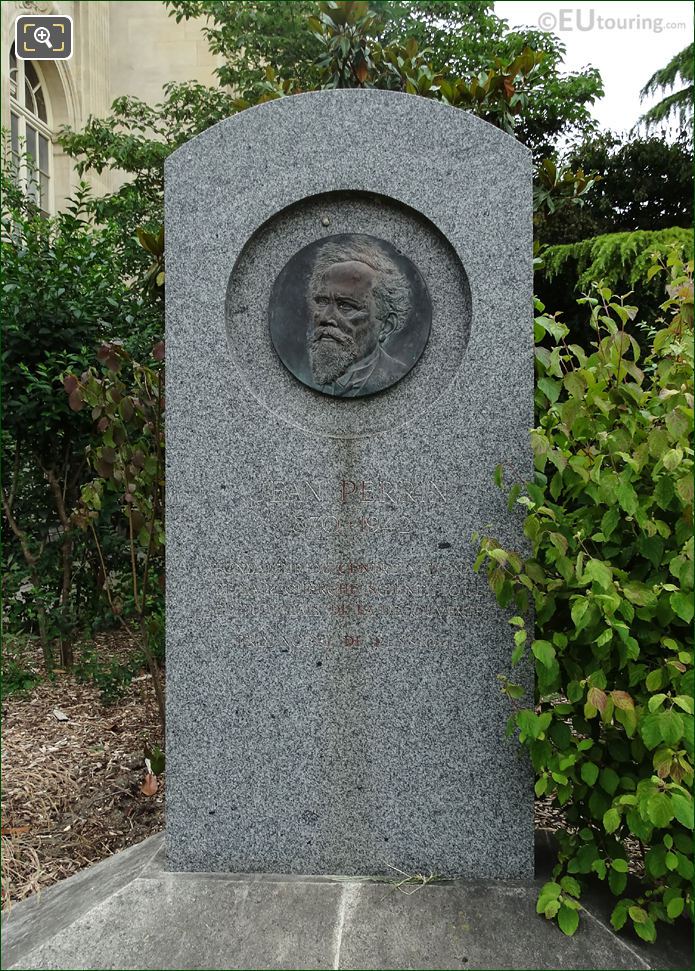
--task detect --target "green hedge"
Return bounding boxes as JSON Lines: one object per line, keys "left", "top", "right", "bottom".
{"left": 477, "top": 247, "right": 693, "bottom": 940}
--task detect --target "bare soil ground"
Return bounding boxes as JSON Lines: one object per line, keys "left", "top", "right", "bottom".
{"left": 1, "top": 632, "right": 164, "bottom": 909}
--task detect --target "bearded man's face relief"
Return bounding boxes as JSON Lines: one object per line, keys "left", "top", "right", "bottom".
{"left": 268, "top": 233, "right": 431, "bottom": 398}
{"left": 308, "top": 260, "right": 379, "bottom": 385}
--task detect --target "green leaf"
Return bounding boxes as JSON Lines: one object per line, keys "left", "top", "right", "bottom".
{"left": 583, "top": 559, "right": 612, "bottom": 589}
{"left": 581, "top": 762, "right": 599, "bottom": 786}
{"left": 622, "top": 581, "right": 657, "bottom": 607}
{"left": 662, "top": 447, "right": 683, "bottom": 471}
{"left": 557, "top": 903, "right": 580, "bottom": 936}
{"left": 670, "top": 792, "right": 694, "bottom": 830}
{"left": 511, "top": 643, "right": 525, "bottom": 665}
{"left": 560, "top": 875, "right": 581, "bottom": 898}
{"left": 603, "top": 808, "right": 620, "bottom": 833}
{"left": 674, "top": 695, "right": 694, "bottom": 714}
{"left": 628, "top": 906, "right": 648, "bottom": 924}
{"left": 645, "top": 669, "right": 665, "bottom": 692}
{"left": 591, "top": 858, "right": 607, "bottom": 880}
{"left": 607, "top": 868, "right": 627, "bottom": 895}
{"left": 532, "top": 639, "right": 556, "bottom": 668}
{"left": 536, "top": 314, "right": 569, "bottom": 342}
{"left": 538, "top": 376, "right": 562, "bottom": 403}
{"left": 646, "top": 791, "right": 674, "bottom": 828}
{"left": 634, "top": 918, "right": 657, "bottom": 943}
{"left": 517, "top": 709, "right": 541, "bottom": 739}
{"left": 601, "top": 507, "right": 620, "bottom": 539}
{"left": 566, "top": 681, "right": 583, "bottom": 703}
{"left": 572, "top": 842, "right": 599, "bottom": 873}
{"left": 677, "top": 853, "right": 694, "bottom": 880}
{"left": 536, "top": 881, "right": 562, "bottom": 914}
{"left": 639, "top": 539, "right": 666, "bottom": 575}
{"left": 640, "top": 713, "right": 664, "bottom": 750}
{"left": 659, "top": 709, "right": 685, "bottom": 746}
{"left": 648, "top": 693, "right": 667, "bottom": 713}
{"left": 507, "top": 683, "right": 525, "bottom": 700}
{"left": 610, "top": 901, "right": 628, "bottom": 931}
{"left": 667, "top": 896, "right": 685, "bottom": 919}
{"left": 610, "top": 857, "right": 628, "bottom": 873}
{"left": 544, "top": 899, "right": 561, "bottom": 918}
{"left": 563, "top": 371, "right": 586, "bottom": 398}
{"left": 616, "top": 480, "right": 638, "bottom": 516}
{"left": 600, "top": 767, "right": 620, "bottom": 795}
{"left": 670, "top": 591, "right": 694, "bottom": 623}
{"left": 571, "top": 597, "right": 589, "bottom": 629}
{"left": 645, "top": 844, "right": 668, "bottom": 878}
{"left": 550, "top": 720, "right": 572, "bottom": 749}
{"left": 654, "top": 476, "right": 675, "bottom": 509}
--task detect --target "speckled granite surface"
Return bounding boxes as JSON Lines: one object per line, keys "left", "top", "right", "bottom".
{"left": 165, "top": 89, "right": 534, "bottom": 877}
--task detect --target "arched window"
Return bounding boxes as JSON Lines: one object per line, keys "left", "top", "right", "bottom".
{"left": 9, "top": 44, "right": 52, "bottom": 216}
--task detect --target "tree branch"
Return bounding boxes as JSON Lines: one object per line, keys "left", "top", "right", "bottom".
{"left": 2, "top": 486, "right": 37, "bottom": 567}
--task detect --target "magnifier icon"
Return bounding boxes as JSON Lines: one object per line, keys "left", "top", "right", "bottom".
{"left": 34, "top": 26, "right": 52, "bottom": 48}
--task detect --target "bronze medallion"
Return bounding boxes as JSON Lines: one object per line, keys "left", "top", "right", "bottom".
{"left": 269, "top": 234, "right": 431, "bottom": 397}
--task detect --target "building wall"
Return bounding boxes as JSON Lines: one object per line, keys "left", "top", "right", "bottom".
{"left": 108, "top": 1, "right": 218, "bottom": 102}
{"left": 1, "top": 0, "right": 220, "bottom": 209}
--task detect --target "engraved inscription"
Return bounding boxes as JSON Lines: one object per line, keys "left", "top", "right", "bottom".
{"left": 207, "top": 476, "right": 472, "bottom": 651}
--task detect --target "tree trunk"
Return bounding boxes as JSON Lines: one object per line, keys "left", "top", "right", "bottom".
{"left": 36, "top": 602, "right": 54, "bottom": 673}
{"left": 140, "top": 616, "right": 166, "bottom": 731}
{"left": 2, "top": 473, "right": 54, "bottom": 673}
{"left": 59, "top": 533, "right": 74, "bottom": 667}
{"left": 45, "top": 464, "right": 76, "bottom": 668}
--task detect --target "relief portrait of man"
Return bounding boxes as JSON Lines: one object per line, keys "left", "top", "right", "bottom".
{"left": 269, "top": 233, "right": 431, "bottom": 398}
{"left": 307, "top": 238, "right": 410, "bottom": 397}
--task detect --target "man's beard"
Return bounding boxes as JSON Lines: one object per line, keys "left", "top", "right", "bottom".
{"left": 309, "top": 332, "right": 358, "bottom": 385}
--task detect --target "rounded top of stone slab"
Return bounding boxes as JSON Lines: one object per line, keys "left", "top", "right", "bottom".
{"left": 165, "top": 88, "right": 532, "bottom": 173}
{"left": 164, "top": 84, "right": 532, "bottom": 439}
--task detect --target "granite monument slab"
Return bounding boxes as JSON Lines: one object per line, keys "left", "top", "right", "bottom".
{"left": 165, "top": 88, "right": 534, "bottom": 877}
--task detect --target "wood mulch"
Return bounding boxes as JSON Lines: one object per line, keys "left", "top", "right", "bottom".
{"left": 1, "top": 631, "right": 164, "bottom": 909}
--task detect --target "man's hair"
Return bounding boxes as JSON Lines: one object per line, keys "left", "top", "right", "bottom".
{"left": 308, "top": 238, "right": 410, "bottom": 337}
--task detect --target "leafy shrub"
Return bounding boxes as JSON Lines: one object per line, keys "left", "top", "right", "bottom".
{"left": 1, "top": 643, "right": 41, "bottom": 696}
{"left": 476, "top": 248, "right": 693, "bottom": 941}
{"left": 542, "top": 227, "right": 694, "bottom": 294}
{"left": 536, "top": 228, "right": 695, "bottom": 349}
{"left": 65, "top": 343, "right": 166, "bottom": 727}
{"left": 535, "top": 133, "right": 693, "bottom": 246}
{"left": 1, "top": 157, "right": 162, "bottom": 668}
{"left": 74, "top": 645, "right": 147, "bottom": 705}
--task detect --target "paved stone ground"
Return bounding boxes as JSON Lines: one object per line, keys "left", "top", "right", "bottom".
{"left": 2, "top": 834, "right": 692, "bottom": 970}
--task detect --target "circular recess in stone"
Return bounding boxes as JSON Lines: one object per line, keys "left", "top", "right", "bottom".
{"left": 225, "top": 192, "right": 471, "bottom": 439}
{"left": 268, "top": 234, "right": 432, "bottom": 398}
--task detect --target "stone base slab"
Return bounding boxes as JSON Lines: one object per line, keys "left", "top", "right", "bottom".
{"left": 2, "top": 835, "right": 691, "bottom": 970}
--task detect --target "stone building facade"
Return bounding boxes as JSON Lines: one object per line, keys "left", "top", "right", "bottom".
{"left": 2, "top": 1, "right": 219, "bottom": 212}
